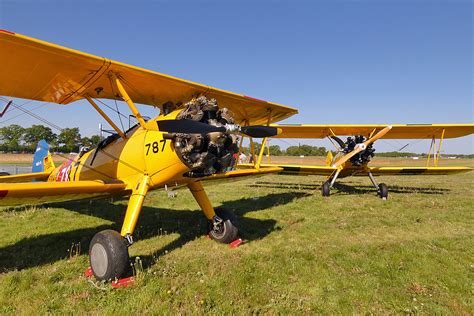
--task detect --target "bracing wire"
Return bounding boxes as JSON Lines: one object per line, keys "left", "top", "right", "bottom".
{"left": 0, "top": 97, "right": 63, "bottom": 131}
{"left": 0, "top": 102, "right": 48, "bottom": 124}
{"left": 108, "top": 77, "right": 126, "bottom": 133}
{"left": 0, "top": 97, "right": 144, "bottom": 175}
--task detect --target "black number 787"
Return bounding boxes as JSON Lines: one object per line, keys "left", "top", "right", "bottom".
{"left": 145, "top": 139, "right": 167, "bottom": 155}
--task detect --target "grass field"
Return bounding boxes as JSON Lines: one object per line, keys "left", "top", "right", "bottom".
{"left": 0, "top": 157, "right": 473, "bottom": 314}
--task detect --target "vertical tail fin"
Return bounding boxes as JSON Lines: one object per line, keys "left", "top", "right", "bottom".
{"left": 325, "top": 151, "right": 334, "bottom": 166}
{"left": 32, "top": 140, "right": 55, "bottom": 173}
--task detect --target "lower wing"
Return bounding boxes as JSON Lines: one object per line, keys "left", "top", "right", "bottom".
{"left": 368, "top": 166, "right": 473, "bottom": 175}
{"left": 201, "top": 166, "right": 284, "bottom": 181}
{"left": 238, "top": 164, "right": 473, "bottom": 177}
{"left": 0, "top": 180, "right": 127, "bottom": 206}
{"left": 238, "top": 163, "right": 336, "bottom": 176}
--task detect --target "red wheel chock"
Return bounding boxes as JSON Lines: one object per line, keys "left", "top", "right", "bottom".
{"left": 84, "top": 266, "right": 135, "bottom": 288}
{"left": 111, "top": 277, "right": 135, "bottom": 288}
{"left": 84, "top": 266, "right": 93, "bottom": 277}
{"left": 229, "top": 238, "right": 244, "bottom": 248}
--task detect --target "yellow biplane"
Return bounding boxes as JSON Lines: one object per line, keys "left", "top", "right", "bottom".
{"left": 241, "top": 124, "right": 473, "bottom": 198}
{"left": 1, "top": 30, "right": 472, "bottom": 281}
{"left": 0, "top": 30, "right": 296, "bottom": 280}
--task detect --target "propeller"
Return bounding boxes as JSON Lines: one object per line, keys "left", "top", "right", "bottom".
{"left": 331, "top": 125, "right": 392, "bottom": 168}
{"left": 156, "top": 120, "right": 281, "bottom": 138}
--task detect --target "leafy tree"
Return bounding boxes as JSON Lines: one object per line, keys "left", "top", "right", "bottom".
{"left": 58, "top": 128, "right": 82, "bottom": 152}
{"left": 80, "top": 135, "right": 102, "bottom": 148}
{"left": 0, "top": 124, "right": 25, "bottom": 152}
{"left": 90, "top": 135, "right": 102, "bottom": 145}
{"left": 23, "top": 125, "right": 56, "bottom": 152}
{"left": 286, "top": 145, "right": 327, "bottom": 156}
{"left": 268, "top": 145, "right": 282, "bottom": 156}
{"left": 376, "top": 151, "right": 418, "bottom": 157}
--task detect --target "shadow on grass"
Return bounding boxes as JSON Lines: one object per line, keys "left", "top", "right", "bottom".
{"left": 250, "top": 181, "right": 319, "bottom": 190}
{"left": 251, "top": 181, "right": 449, "bottom": 195}
{"left": 331, "top": 183, "right": 449, "bottom": 196}
{"left": 0, "top": 192, "right": 308, "bottom": 272}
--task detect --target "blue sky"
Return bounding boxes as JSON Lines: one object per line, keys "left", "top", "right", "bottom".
{"left": 0, "top": 0, "right": 472, "bottom": 153}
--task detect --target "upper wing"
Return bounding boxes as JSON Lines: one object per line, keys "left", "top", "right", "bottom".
{"left": 272, "top": 124, "right": 474, "bottom": 139}
{"left": 0, "top": 180, "right": 127, "bottom": 206}
{"left": 0, "top": 30, "right": 297, "bottom": 125}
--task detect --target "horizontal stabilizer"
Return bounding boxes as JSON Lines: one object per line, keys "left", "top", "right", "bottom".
{"left": 0, "top": 172, "right": 51, "bottom": 183}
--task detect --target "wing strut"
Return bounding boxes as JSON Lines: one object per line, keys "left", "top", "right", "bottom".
{"left": 255, "top": 109, "right": 273, "bottom": 169}
{"left": 426, "top": 128, "right": 446, "bottom": 167}
{"left": 85, "top": 95, "right": 126, "bottom": 139}
{"left": 434, "top": 129, "right": 445, "bottom": 167}
{"left": 110, "top": 73, "right": 148, "bottom": 129}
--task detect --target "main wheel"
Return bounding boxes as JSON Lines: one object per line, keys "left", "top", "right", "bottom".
{"left": 378, "top": 183, "right": 388, "bottom": 200}
{"left": 321, "top": 181, "right": 331, "bottom": 197}
{"left": 89, "top": 230, "right": 129, "bottom": 281}
{"left": 209, "top": 208, "right": 239, "bottom": 244}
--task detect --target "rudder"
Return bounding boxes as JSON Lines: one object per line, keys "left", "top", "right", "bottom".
{"left": 32, "top": 140, "right": 55, "bottom": 173}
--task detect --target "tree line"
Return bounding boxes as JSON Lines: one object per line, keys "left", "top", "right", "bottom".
{"left": 2, "top": 124, "right": 471, "bottom": 158}
{"left": 377, "top": 151, "right": 474, "bottom": 158}
{"left": 245, "top": 143, "right": 330, "bottom": 157}
{"left": 0, "top": 124, "right": 101, "bottom": 153}
{"left": 245, "top": 145, "right": 473, "bottom": 158}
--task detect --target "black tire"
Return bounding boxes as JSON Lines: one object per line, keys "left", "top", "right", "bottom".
{"left": 89, "top": 230, "right": 129, "bottom": 281}
{"left": 0, "top": 172, "right": 10, "bottom": 176}
{"left": 209, "top": 208, "right": 239, "bottom": 244}
{"left": 378, "top": 183, "right": 388, "bottom": 199}
{"left": 322, "top": 181, "right": 331, "bottom": 197}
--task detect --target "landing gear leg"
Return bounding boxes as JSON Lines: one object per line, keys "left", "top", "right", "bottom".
{"left": 89, "top": 175, "right": 150, "bottom": 280}
{"left": 187, "top": 181, "right": 238, "bottom": 243}
{"left": 322, "top": 169, "right": 341, "bottom": 197}
{"left": 368, "top": 171, "right": 388, "bottom": 200}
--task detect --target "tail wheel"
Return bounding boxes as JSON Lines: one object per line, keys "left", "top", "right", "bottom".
{"left": 89, "top": 230, "right": 129, "bottom": 281}
{"left": 209, "top": 208, "right": 239, "bottom": 244}
{"left": 321, "top": 181, "right": 331, "bottom": 197}
{"left": 378, "top": 183, "right": 388, "bottom": 200}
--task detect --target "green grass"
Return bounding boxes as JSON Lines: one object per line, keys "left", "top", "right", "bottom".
{"left": 1, "top": 171, "right": 473, "bottom": 314}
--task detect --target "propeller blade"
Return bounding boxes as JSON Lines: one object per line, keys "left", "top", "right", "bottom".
{"left": 157, "top": 120, "right": 281, "bottom": 138}
{"left": 330, "top": 135, "right": 346, "bottom": 149}
{"left": 240, "top": 126, "right": 281, "bottom": 138}
{"left": 157, "top": 120, "right": 225, "bottom": 134}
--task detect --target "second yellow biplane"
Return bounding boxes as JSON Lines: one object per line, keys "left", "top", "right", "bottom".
{"left": 0, "top": 30, "right": 297, "bottom": 280}
{"left": 241, "top": 123, "right": 473, "bottom": 198}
